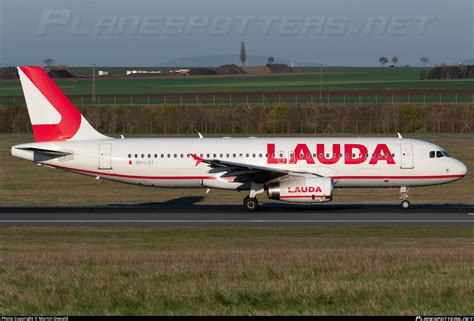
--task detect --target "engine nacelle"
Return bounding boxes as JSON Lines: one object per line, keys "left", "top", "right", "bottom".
{"left": 267, "top": 177, "right": 333, "bottom": 203}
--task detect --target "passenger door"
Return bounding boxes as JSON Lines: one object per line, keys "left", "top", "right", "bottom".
{"left": 400, "top": 143, "right": 414, "bottom": 169}
{"left": 99, "top": 143, "right": 112, "bottom": 170}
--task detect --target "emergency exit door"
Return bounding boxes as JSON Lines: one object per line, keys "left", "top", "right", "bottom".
{"left": 99, "top": 144, "right": 112, "bottom": 170}
{"left": 400, "top": 143, "right": 414, "bottom": 169}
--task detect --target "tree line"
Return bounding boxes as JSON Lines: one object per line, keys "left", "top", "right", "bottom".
{"left": 420, "top": 65, "right": 474, "bottom": 80}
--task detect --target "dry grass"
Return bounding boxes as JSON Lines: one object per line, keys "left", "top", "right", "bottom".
{"left": 0, "top": 227, "right": 473, "bottom": 315}
{"left": 0, "top": 134, "right": 473, "bottom": 206}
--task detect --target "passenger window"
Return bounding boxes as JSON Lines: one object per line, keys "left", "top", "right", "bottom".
{"left": 180, "top": 154, "right": 184, "bottom": 158}
{"left": 436, "top": 151, "right": 443, "bottom": 158}
{"left": 135, "top": 154, "right": 138, "bottom": 158}
{"left": 141, "top": 154, "right": 144, "bottom": 158}
{"left": 148, "top": 154, "right": 151, "bottom": 158}
{"left": 154, "top": 154, "right": 157, "bottom": 158}
{"left": 128, "top": 154, "right": 131, "bottom": 158}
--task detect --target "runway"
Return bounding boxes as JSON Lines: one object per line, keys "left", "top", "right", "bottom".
{"left": 0, "top": 204, "right": 473, "bottom": 226}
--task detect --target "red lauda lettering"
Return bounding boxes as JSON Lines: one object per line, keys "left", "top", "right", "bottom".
{"left": 267, "top": 143, "right": 287, "bottom": 164}
{"left": 344, "top": 144, "right": 368, "bottom": 164}
{"left": 267, "top": 143, "right": 395, "bottom": 166}
{"left": 316, "top": 144, "right": 341, "bottom": 164}
{"left": 369, "top": 144, "right": 395, "bottom": 165}
{"left": 288, "top": 186, "right": 323, "bottom": 193}
{"left": 289, "top": 144, "right": 315, "bottom": 164}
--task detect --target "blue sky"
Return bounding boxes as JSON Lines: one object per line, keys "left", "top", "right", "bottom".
{"left": 0, "top": 0, "right": 472, "bottom": 66}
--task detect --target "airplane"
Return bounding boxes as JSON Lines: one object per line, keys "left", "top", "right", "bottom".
{"left": 10, "top": 66, "right": 467, "bottom": 211}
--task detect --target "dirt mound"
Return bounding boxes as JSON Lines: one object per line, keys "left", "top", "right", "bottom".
{"left": 188, "top": 68, "right": 219, "bottom": 76}
{"left": 45, "top": 65, "right": 77, "bottom": 78}
{"left": 215, "top": 64, "right": 246, "bottom": 74}
{"left": 266, "top": 63, "right": 294, "bottom": 73}
{"left": 241, "top": 66, "right": 270, "bottom": 74}
{"left": 0, "top": 67, "right": 19, "bottom": 80}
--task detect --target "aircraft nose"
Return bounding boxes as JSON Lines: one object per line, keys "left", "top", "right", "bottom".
{"left": 458, "top": 160, "right": 468, "bottom": 177}
{"left": 452, "top": 159, "right": 467, "bottom": 178}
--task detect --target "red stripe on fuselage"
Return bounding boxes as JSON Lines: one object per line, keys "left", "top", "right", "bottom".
{"left": 48, "top": 164, "right": 216, "bottom": 180}
{"left": 332, "top": 175, "right": 465, "bottom": 179}
{"left": 46, "top": 164, "right": 465, "bottom": 181}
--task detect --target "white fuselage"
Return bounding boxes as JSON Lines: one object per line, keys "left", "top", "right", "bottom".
{"left": 11, "top": 137, "right": 467, "bottom": 191}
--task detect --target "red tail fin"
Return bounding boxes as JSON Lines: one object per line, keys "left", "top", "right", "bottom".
{"left": 17, "top": 66, "right": 107, "bottom": 142}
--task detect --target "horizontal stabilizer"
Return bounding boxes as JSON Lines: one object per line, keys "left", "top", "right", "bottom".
{"left": 17, "top": 147, "right": 72, "bottom": 157}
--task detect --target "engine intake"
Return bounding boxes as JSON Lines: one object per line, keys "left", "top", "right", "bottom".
{"left": 267, "top": 177, "right": 333, "bottom": 203}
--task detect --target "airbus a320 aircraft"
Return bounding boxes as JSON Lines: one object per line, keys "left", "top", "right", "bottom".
{"left": 10, "top": 66, "right": 467, "bottom": 210}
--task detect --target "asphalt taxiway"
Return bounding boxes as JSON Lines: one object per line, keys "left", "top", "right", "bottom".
{"left": 0, "top": 204, "right": 473, "bottom": 226}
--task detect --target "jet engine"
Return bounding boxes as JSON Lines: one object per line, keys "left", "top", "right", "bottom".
{"left": 267, "top": 177, "right": 333, "bottom": 203}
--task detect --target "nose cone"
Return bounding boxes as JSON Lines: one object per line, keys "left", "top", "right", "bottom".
{"left": 455, "top": 159, "right": 467, "bottom": 178}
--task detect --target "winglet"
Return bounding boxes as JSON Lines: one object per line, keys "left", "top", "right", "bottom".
{"left": 190, "top": 154, "right": 204, "bottom": 166}
{"left": 397, "top": 132, "right": 403, "bottom": 139}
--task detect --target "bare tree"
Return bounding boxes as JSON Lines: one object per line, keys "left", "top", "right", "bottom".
{"left": 43, "top": 58, "right": 55, "bottom": 67}
{"left": 240, "top": 42, "right": 246, "bottom": 66}
{"left": 420, "top": 57, "right": 429, "bottom": 67}
{"left": 391, "top": 56, "right": 398, "bottom": 66}
{"left": 378, "top": 56, "right": 388, "bottom": 67}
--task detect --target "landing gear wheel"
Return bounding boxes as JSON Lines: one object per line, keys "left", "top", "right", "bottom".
{"left": 400, "top": 200, "right": 411, "bottom": 209}
{"left": 243, "top": 196, "right": 259, "bottom": 211}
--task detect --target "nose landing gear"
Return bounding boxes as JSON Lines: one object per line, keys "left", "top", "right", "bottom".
{"left": 399, "top": 187, "right": 411, "bottom": 209}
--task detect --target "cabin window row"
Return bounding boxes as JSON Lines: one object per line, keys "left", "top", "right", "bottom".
{"left": 127, "top": 153, "right": 396, "bottom": 159}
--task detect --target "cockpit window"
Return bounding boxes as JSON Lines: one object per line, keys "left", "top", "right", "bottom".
{"left": 436, "top": 151, "right": 444, "bottom": 158}
{"left": 429, "top": 151, "right": 435, "bottom": 158}
{"left": 441, "top": 151, "right": 450, "bottom": 157}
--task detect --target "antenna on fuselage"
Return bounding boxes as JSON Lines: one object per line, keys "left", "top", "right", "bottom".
{"left": 397, "top": 132, "right": 403, "bottom": 139}
{"left": 198, "top": 132, "right": 204, "bottom": 139}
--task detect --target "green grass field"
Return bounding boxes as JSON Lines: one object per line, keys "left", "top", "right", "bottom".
{"left": 1, "top": 227, "right": 473, "bottom": 315}
{"left": 1, "top": 67, "right": 473, "bottom": 97}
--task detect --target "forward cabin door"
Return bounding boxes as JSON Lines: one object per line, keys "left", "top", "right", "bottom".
{"left": 99, "top": 143, "right": 112, "bottom": 170}
{"left": 400, "top": 143, "right": 414, "bottom": 169}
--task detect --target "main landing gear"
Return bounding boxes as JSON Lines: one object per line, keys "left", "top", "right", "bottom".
{"left": 243, "top": 182, "right": 265, "bottom": 211}
{"left": 399, "top": 187, "right": 411, "bottom": 209}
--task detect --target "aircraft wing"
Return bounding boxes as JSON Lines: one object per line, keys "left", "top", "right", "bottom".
{"left": 190, "top": 154, "right": 321, "bottom": 184}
